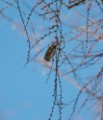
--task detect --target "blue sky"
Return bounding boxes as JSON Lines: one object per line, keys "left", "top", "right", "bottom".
{"left": 0, "top": 19, "right": 93, "bottom": 120}
{"left": 0, "top": 0, "right": 102, "bottom": 120}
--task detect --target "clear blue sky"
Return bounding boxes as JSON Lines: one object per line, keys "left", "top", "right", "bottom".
{"left": 0, "top": 22, "right": 81, "bottom": 120}
{"left": 0, "top": 0, "right": 101, "bottom": 120}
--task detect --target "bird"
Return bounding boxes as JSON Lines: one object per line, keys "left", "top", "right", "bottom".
{"left": 44, "top": 42, "right": 57, "bottom": 62}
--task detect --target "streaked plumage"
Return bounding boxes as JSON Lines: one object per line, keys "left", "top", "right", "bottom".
{"left": 44, "top": 43, "right": 57, "bottom": 61}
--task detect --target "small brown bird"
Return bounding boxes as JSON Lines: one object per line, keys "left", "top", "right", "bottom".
{"left": 44, "top": 43, "right": 57, "bottom": 61}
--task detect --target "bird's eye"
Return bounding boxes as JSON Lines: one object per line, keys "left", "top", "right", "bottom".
{"left": 53, "top": 45, "right": 57, "bottom": 48}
